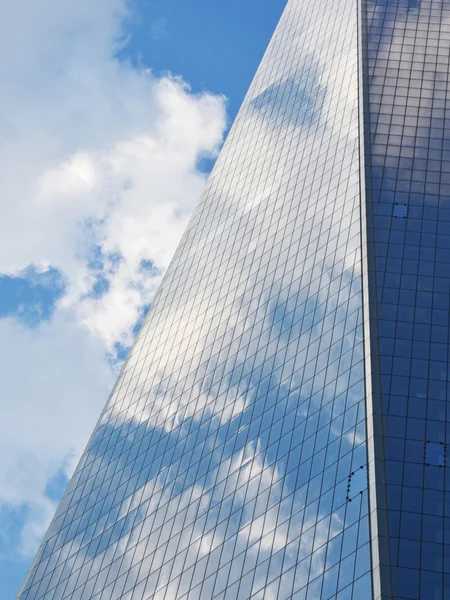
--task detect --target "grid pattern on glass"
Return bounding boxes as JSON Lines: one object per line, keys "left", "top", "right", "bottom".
{"left": 18, "top": 1, "right": 372, "bottom": 599}
{"left": 366, "top": 0, "right": 450, "bottom": 598}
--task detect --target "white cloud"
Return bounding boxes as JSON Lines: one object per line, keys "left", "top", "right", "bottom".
{"left": 0, "top": 0, "right": 226, "bottom": 558}
{"left": 0, "top": 313, "right": 113, "bottom": 554}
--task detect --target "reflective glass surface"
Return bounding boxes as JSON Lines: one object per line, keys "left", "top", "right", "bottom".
{"left": 18, "top": 1, "right": 373, "bottom": 599}
{"left": 366, "top": 0, "right": 450, "bottom": 598}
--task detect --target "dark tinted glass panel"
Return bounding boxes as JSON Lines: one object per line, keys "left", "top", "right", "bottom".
{"left": 366, "top": 0, "right": 450, "bottom": 597}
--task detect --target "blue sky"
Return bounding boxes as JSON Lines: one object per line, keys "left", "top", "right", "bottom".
{"left": 122, "top": 1, "right": 285, "bottom": 122}
{"left": 0, "top": 1, "right": 285, "bottom": 597}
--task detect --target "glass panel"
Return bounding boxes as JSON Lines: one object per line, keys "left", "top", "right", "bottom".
{"left": 18, "top": 1, "right": 372, "bottom": 599}
{"left": 367, "top": 0, "right": 450, "bottom": 596}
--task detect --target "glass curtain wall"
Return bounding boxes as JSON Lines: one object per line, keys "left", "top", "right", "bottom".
{"left": 18, "top": 1, "right": 374, "bottom": 600}
{"left": 366, "top": 0, "right": 450, "bottom": 598}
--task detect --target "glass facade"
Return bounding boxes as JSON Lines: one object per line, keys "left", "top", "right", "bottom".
{"left": 366, "top": 0, "right": 450, "bottom": 598}
{"left": 17, "top": 1, "right": 450, "bottom": 599}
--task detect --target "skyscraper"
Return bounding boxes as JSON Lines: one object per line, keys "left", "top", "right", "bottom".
{"left": 18, "top": 0, "right": 450, "bottom": 598}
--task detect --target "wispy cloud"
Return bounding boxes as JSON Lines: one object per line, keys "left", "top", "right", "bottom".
{"left": 150, "top": 16, "right": 169, "bottom": 40}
